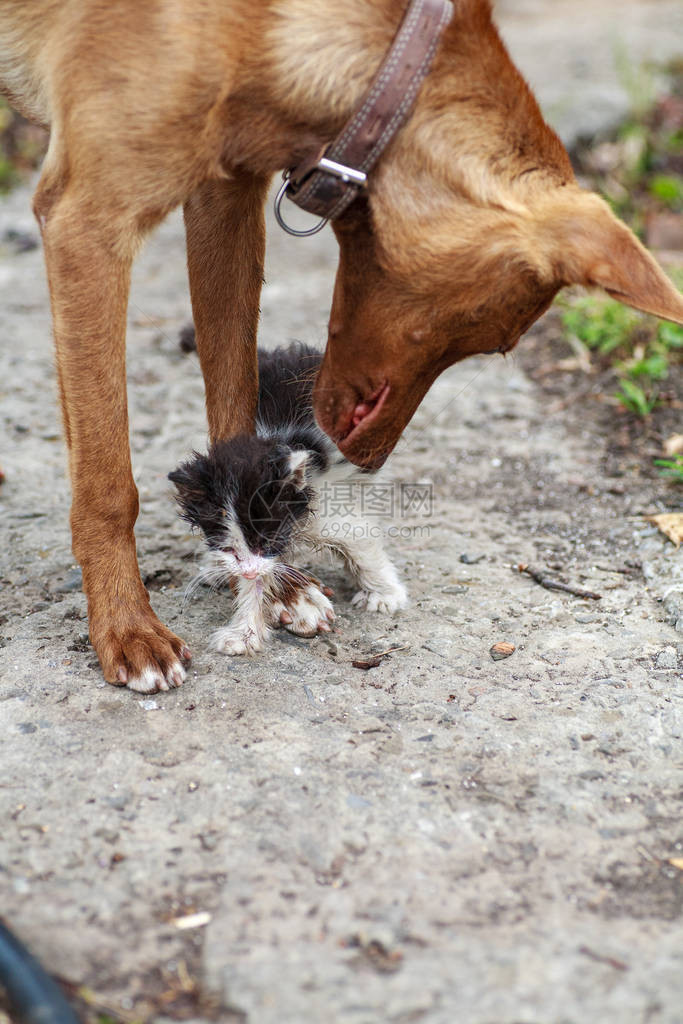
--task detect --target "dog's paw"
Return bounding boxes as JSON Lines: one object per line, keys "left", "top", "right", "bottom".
{"left": 270, "top": 584, "right": 335, "bottom": 638}
{"left": 90, "top": 600, "right": 191, "bottom": 693}
{"left": 127, "top": 660, "right": 187, "bottom": 693}
{"left": 211, "top": 625, "right": 265, "bottom": 656}
{"left": 351, "top": 581, "right": 408, "bottom": 614}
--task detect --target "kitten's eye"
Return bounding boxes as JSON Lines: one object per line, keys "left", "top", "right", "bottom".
{"left": 221, "top": 546, "right": 238, "bottom": 558}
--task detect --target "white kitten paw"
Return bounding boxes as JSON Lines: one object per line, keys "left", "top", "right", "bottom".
{"left": 211, "top": 625, "right": 265, "bottom": 656}
{"left": 270, "top": 584, "right": 335, "bottom": 638}
{"left": 351, "top": 582, "right": 408, "bottom": 614}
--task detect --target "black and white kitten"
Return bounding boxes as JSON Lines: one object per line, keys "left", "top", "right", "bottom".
{"left": 169, "top": 343, "right": 407, "bottom": 656}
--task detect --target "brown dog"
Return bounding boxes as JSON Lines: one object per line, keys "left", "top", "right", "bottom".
{"left": 1, "top": 0, "right": 682, "bottom": 692}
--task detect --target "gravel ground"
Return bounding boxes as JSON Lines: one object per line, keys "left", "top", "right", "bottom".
{"left": 1, "top": 3, "right": 682, "bottom": 1022}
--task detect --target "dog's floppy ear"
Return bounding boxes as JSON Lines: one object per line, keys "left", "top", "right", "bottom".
{"left": 540, "top": 190, "right": 683, "bottom": 325}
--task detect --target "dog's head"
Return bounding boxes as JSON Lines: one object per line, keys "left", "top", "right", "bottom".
{"left": 310, "top": 5, "right": 683, "bottom": 467}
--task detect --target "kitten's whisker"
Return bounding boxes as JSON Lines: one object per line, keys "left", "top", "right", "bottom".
{"left": 272, "top": 563, "right": 312, "bottom": 590}
{"left": 183, "top": 561, "right": 233, "bottom": 605}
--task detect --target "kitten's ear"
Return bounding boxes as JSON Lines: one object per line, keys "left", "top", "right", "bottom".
{"left": 287, "top": 449, "right": 310, "bottom": 487}
{"left": 538, "top": 191, "right": 683, "bottom": 324}
{"left": 168, "top": 458, "right": 207, "bottom": 506}
{"left": 168, "top": 464, "right": 193, "bottom": 494}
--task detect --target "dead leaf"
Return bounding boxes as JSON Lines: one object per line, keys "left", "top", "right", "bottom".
{"left": 172, "top": 911, "right": 212, "bottom": 930}
{"left": 663, "top": 434, "right": 683, "bottom": 457}
{"left": 646, "top": 513, "right": 683, "bottom": 548}
{"left": 352, "top": 656, "right": 382, "bottom": 670}
{"left": 668, "top": 857, "right": 683, "bottom": 871}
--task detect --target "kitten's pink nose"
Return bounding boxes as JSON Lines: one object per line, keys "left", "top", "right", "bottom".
{"left": 242, "top": 569, "right": 259, "bottom": 580}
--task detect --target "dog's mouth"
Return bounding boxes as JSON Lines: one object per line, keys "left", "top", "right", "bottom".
{"left": 333, "top": 382, "right": 390, "bottom": 454}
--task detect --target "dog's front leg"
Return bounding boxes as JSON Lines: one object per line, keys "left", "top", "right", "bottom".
{"left": 184, "top": 174, "right": 270, "bottom": 441}
{"left": 37, "top": 185, "right": 190, "bottom": 692}
{"left": 184, "top": 176, "right": 335, "bottom": 630}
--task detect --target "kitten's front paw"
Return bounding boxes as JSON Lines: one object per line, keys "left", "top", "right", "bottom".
{"left": 211, "top": 625, "right": 265, "bottom": 656}
{"left": 351, "top": 582, "right": 408, "bottom": 614}
{"left": 270, "top": 585, "right": 335, "bottom": 638}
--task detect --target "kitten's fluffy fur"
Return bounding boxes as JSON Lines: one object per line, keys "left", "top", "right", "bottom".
{"left": 170, "top": 343, "right": 407, "bottom": 655}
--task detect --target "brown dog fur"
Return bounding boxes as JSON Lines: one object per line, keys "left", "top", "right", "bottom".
{"left": 1, "top": 0, "right": 682, "bottom": 691}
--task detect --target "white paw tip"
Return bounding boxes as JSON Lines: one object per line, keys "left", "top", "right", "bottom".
{"left": 166, "top": 661, "right": 186, "bottom": 688}
{"left": 352, "top": 587, "right": 408, "bottom": 614}
{"left": 128, "top": 665, "right": 165, "bottom": 693}
{"left": 211, "top": 628, "right": 263, "bottom": 656}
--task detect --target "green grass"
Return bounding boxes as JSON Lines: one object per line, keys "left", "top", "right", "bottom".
{"left": 649, "top": 174, "right": 683, "bottom": 208}
{"left": 560, "top": 294, "right": 683, "bottom": 417}
{"left": 615, "top": 378, "right": 659, "bottom": 416}
{"left": 561, "top": 298, "right": 641, "bottom": 356}
{"left": 572, "top": 58, "right": 683, "bottom": 238}
{"left": 654, "top": 454, "right": 683, "bottom": 482}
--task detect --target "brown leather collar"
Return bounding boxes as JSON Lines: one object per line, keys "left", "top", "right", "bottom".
{"left": 274, "top": 0, "right": 454, "bottom": 236}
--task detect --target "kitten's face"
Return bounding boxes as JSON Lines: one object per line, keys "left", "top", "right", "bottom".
{"left": 212, "top": 514, "right": 279, "bottom": 581}
{"left": 170, "top": 438, "right": 311, "bottom": 581}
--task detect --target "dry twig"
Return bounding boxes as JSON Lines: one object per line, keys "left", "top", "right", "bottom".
{"left": 578, "top": 945, "right": 628, "bottom": 972}
{"left": 352, "top": 645, "right": 408, "bottom": 670}
{"left": 516, "top": 564, "right": 602, "bottom": 600}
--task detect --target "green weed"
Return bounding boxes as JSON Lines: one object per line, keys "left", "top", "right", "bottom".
{"left": 560, "top": 294, "right": 682, "bottom": 417}
{"left": 561, "top": 297, "right": 641, "bottom": 355}
{"left": 615, "top": 378, "right": 659, "bottom": 416}
{"left": 572, "top": 58, "right": 683, "bottom": 236}
{"left": 649, "top": 174, "right": 683, "bottom": 208}
{"left": 654, "top": 454, "right": 683, "bottom": 482}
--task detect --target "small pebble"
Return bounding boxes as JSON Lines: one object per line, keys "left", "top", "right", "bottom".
{"left": 655, "top": 647, "right": 678, "bottom": 670}
{"left": 3, "top": 228, "right": 39, "bottom": 253}
{"left": 490, "top": 641, "right": 515, "bottom": 661}
{"left": 55, "top": 567, "right": 83, "bottom": 594}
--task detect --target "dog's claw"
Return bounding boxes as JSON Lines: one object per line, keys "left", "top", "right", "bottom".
{"left": 168, "top": 663, "right": 187, "bottom": 688}
{"left": 127, "top": 665, "right": 166, "bottom": 694}
{"left": 92, "top": 602, "right": 189, "bottom": 694}
{"left": 125, "top": 659, "right": 186, "bottom": 693}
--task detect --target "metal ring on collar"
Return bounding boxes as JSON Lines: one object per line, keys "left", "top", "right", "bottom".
{"left": 273, "top": 177, "right": 328, "bottom": 237}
